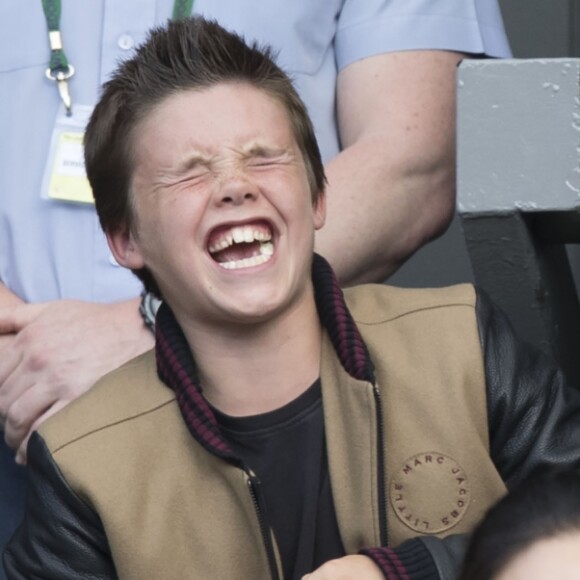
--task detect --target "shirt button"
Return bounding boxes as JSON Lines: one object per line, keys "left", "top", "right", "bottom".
{"left": 118, "top": 34, "right": 135, "bottom": 50}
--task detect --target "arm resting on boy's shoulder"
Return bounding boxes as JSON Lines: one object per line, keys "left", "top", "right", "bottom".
{"left": 0, "top": 297, "right": 154, "bottom": 463}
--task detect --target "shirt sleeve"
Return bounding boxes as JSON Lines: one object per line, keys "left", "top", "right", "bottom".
{"left": 335, "top": 0, "right": 512, "bottom": 71}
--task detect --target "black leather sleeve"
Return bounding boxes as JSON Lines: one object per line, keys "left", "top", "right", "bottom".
{"left": 476, "top": 287, "right": 580, "bottom": 486}
{"left": 2, "top": 432, "right": 117, "bottom": 580}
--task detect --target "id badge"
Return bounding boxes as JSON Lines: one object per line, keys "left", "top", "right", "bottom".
{"left": 42, "top": 104, "right": 94, "bottom": 204}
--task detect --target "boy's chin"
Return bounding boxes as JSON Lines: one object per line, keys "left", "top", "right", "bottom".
{"left": 218, "top": 287, "right": 299, "bottom": 324}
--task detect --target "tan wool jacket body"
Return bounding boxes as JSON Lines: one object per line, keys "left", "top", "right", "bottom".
{"left": 8, "top": 270, "right": 580, "bottom": 580}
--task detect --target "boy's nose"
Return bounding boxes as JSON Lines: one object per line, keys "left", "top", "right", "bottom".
{"left": 215, "top": 171, "right": 259, "bottom": 206}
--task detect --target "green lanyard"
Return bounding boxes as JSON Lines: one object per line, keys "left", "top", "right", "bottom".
{"left": 172, "top": 0, "right": 194, "bottom": 20}
{"left": 42, "top": 0, "right": 74, "bottom": 115}
{"left": 42, "top": 0, "right": 194, "bottom": 116}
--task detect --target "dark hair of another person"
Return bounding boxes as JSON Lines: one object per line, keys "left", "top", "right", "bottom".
{"left": 460, "top": 468, "right": 580, "bottom": 580}
{"left": 84, "top": 16, "right": 326, "bottom": 297}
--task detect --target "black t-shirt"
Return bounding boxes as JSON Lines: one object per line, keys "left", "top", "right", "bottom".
{"left": 213, "top": 380, "right": 345, "bottom": 579}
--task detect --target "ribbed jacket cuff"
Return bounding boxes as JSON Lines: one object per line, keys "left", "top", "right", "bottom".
{"left": 360, "top": 538, "right": 439, "bottom": 579}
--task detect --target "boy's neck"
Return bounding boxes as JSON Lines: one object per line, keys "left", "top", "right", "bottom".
{"left": 179, "top": 295, "right": 323, "bottom": 417}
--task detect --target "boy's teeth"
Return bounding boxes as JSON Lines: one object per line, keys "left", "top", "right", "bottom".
{"left": 261, "top": 241, "right": 274, "bottom": 255}
{"left": 215, "top": 238, "right": 230, "bottom": 251}
{"left": 209, "top": 224, "right": 272, "bottom": 253}
{"left": 220, "top": 252, "right": 271, "bottom": 270}
{"left": 218, "top": 240, "right": 275, "bottom": 270}
{"left": 232, "top": 229, "right": 245, "bottom": 244}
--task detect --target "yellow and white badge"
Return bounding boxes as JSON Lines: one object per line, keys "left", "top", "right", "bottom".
{"left": 42, "top": 104, "right": 94, "bottom": 204}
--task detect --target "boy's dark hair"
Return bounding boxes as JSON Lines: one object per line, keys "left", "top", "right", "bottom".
{"left": 460, "top": 468, "right": 580, "bottom": 580}
{"left": 84, "top": 16, "right": 325, "bottom": 295}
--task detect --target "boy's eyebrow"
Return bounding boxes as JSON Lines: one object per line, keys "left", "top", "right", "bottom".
{"left": 156, "top": 144, "right": 293, "bottom": 183}
{"left": 150, "top": 153, "right": 210, "bottom": 187}
{"left": 171, "top": 152, "right": 210, "bottom": 175}
{"left": 242, "top": 143, "right": 289, "bottom": 158}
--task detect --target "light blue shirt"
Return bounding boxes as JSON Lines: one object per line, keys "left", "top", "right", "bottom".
{"left": 0, "top": 0, "right": 511, "bottom": 303}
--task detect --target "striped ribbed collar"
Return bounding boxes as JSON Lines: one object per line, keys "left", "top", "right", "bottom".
{"left": 155, "top": 253, "right": 375, "bottom": 460}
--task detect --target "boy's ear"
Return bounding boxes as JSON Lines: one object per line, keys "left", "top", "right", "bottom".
{"left": 106, "top": 225, "right": 145, "bottom": 270}
{"left": 313, "top": 190, "right": 326, "bottom": 231}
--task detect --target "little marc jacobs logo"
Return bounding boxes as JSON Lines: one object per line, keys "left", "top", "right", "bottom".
{"left": 390, "top": 452, "right": 470, "bottom": 534}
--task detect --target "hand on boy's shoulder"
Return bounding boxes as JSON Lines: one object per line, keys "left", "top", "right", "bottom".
{"left": 0, "top": 297, "right": 154, "bottom": 462}
{"left": 302, "top": 555, "right": 384, "bottom": 579}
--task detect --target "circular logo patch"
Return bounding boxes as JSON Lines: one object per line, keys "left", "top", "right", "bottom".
{"left": 390, "top": 451, "right": 470, "bottom": 534}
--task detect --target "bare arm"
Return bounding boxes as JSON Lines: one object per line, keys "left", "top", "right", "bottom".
{"left": 0, "top": 293, "right": 154, "bottom": 463}
{"left": 316, "top": 50, "right": 466, "bottom": 285}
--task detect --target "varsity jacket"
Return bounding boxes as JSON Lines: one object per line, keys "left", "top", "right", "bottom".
{"left": 4, "top": 255, "right": 580, "bottom": 579}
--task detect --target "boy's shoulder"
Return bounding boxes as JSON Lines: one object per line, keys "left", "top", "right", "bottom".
{"left": 38, "top": 349, "right": 175, "bottom": 453}
{"left": 344, "top": 282, "right": 477, "bottom": 325}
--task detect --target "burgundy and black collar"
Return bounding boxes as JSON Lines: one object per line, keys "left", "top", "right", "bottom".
{"left": 155, "top": 253, "right": 375, "bottom": 458}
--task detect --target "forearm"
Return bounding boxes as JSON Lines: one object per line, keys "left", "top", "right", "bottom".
{"left": 321, "top": 50, "right": 465, "bottom": 286}
{"left": 316, "top": 136, "right": 454, "bottom": 286}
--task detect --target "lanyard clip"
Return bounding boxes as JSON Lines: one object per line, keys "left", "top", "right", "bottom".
{"left": 46, "top": 65, "right": 75, "bottom": 116}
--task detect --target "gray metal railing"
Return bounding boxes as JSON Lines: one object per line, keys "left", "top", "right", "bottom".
{"left": 457, "top": 58, "right": 580, "bottom": 387}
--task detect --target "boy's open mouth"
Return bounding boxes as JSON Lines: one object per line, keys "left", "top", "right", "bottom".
{"left": 207, "top": 221, "right": 274, "bottom": 270}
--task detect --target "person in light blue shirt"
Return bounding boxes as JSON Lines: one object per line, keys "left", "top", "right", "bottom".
{"left": 0, "top": 0, "right": 511, "bottom": 565}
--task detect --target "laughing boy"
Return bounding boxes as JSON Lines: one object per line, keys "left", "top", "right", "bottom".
{"left": 5, "top": 17, "right": 580, "bottom": 580}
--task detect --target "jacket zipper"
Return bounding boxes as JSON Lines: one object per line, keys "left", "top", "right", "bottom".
{"left": 246, "top": 468, "right": 281, "bottom": 580}
{"left": 373, "top": 384, "right": 388, "bottom": 546}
